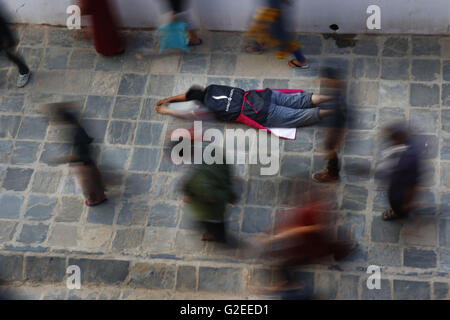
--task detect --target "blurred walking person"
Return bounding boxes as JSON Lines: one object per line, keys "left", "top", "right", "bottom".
{"left": 262, "top": 193, "right": 356, "bottom": 299}
{"left": 43, "top": 103, "right": 107, "bottom": 207}
{"left": 245, "top": 0, "right": 309, "bottom": 69}
{"left": 166, "top": 0, "right": 202, "bottom": 46}
{"left": 79, "top": 0, "right": 124, "bottom": 56}
{"left": 376, "top": 123, "right": 422, "bottom": 220}
{"left": 312, "top": 67, "right": 348, "bottom": 183}
{"left": 0, "top": 6, "right": 31, "bottom": 87}
{"left": 178, "top": 133, "right": 238, "bottom": 245}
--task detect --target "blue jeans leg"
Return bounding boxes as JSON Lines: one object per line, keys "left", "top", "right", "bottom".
{"left": 293, "top": 48, "right": 306, "bottom": 63}
{"left": 264, "top": 103, "right": 321, "bottom": 128}
{"left": 271, "top": 90, "right": 313, "bottom": 109}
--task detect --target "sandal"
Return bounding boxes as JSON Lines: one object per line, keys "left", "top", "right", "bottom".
{"left": 288, "top": 59, "right": 310, "bottom": 69}
{"left": 188, "top": 39, "right": 203, "bottom": 46}
{"left": 86, "top": 195, "right": 107, "bottom": 207}
{"left": 382, "top": 208, "right": 404, "bottom": 221}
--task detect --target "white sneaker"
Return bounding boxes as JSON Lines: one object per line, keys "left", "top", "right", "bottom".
{"left": 17, "top": 72, "right": 31, "bottom": 88}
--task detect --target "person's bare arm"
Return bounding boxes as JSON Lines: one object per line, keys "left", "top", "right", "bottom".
{"left": 154, "top": 104, "right": 190, "bottom": 119}
{"left": 155, "top": 92, "right": 200, "bottom": 119}
{"left": 266, "top": 224, "right": 323, "bottom": 244}
{"left": 48, "top": 155, "right": 80, "bottom": 165}
{"left": 156, "top": 93, "right": 188, "bottom": 106}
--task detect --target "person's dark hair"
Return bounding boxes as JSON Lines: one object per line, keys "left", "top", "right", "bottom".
{"left": 186, "top": 85, "right": 205, "bottom": 102}
{"left": 386, "top": 122, "right": 409, "bottom": 144}
{"left": 51, "top": 103, "right": 79, "bottom": 125}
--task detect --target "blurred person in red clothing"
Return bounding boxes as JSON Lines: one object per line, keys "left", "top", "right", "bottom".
{"left": 262, "top": 192, "right": 356, "bottom": 299}
{"left": 79, "top": 0, "right": 124, "bottom": 56}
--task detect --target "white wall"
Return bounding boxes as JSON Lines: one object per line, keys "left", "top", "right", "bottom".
{"left": 2, "top": 0, "right": 450, "bottom": 34}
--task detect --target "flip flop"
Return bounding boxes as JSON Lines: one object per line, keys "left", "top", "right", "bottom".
{"left": 188, "top": 39, "right": 203, "bottom": 46}
{"left": 85, "top": 195, "right": 107, "bottom": 207}
{"left": 288, "top": 59, "right": 310, "bottom": 69}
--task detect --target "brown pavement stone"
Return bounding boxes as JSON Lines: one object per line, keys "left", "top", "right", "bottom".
{"left": 400, "top": 216, "right": 437, "bottom": 247}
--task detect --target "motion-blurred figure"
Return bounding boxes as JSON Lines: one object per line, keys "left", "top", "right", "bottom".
{"left": 79, "top": 0, "right": 124, "bottom": 56}
{"left": 376, "top": 123, "right": 422, "bottom": 220}
{"left": 312, "top": 67, "right": 348, "bottom": 183}
{"left": 167, "top": 0, "right": 202, "bottom": 46}
{"left": 43, "top": 103, "right": 107, "bottom": 207}
{"left": 245, "top": 0, "right": 309, "bottom": 69}
{"left": 263, "top": 193, "right": 355, "bottom": 299}
{"left": 179, "top": 135, "right": 238, "bottom": 245}
{"left": 0, "top": 6, "right": 31, "bottom": 87}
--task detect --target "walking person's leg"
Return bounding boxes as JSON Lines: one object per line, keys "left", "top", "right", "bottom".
{"left": 312, "top": 125, "right": 346, "bottom": 183}
{"left": 87, "top": 163, "right": 106, "bottom": 205}
{"left": 266, "top": 0, "right": 309, "bottom": 69}
{"left": 200, "top": 221, "right": 226, "bottom": 242}
{"left": 383, "top": 185, "right": 415, "bottom": 220}
{"left": 0, "top": 17, "right": 31, "bottom": 87}
{"left": 75, "top": 164, "right": 107, "bottom": 206}
{"left": 170, "top": 0, "right": 202, "bottom": 46}
{"left": 5, "top": 50, "right": 29, "bottom": 75}
{"left": 312, "top": 68, "right": 348, "bottom": 183}
{"left": 288, "top": 48, "right": 309, "bottom": 69}
{"left": 4, "top": 49, "right": 31, "bottom": 87}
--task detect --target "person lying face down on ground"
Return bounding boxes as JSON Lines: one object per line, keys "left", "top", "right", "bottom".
{"left": 155, "top": 84, "right": 339, "bottom": 130}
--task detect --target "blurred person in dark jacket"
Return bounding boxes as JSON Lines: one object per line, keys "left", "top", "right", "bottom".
{"left": 42, "top": 103, "right": 107, "bottom": 207}
{"left": 312, "top": 67, "right": 348, "bottom": 183}
{"left": 376, "top": 123, "right": 423, "bottom": 220}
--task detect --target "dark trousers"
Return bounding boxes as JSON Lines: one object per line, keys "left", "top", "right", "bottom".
{"left": 3, "top": 49, "right": 29, "bottom": 75}
{"left": 326, "top": 152, "right": 340, "bottom": 176}
{"left": 201, "top": 221, "right": 226, "bottom": 242}
{"left": 0, "top": 14, "right": 29, "bottom": 75}
{"left": 388, "top": 187, "right": 408, "bottom": 217}
{"left": 268, "top": 0, "right": 306, "bottom": 63}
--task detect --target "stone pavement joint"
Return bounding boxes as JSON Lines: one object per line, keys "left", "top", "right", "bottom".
{"left": 0, "top": 25, "right": 449, "bottom": 299}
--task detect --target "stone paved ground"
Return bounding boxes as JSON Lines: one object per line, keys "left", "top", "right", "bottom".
{"left": 0, "top": 25, "right": 450, "bottom": 300}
